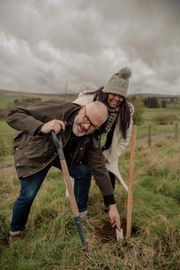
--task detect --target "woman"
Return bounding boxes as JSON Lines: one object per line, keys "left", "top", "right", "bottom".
{"left": 70, "top": 67, "right": 134, "bottom": 215}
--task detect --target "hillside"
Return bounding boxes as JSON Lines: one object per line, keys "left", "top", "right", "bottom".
{"left": 1, "top": 89, "right": 180, "bottom": 99}
{"left": 0, "top": 89, "right": 74, "bottom": 98}
{"left": 129, "top": 92, "right": 180, "bottom": 98}
{"left": 0, "top": 89, "right": 77, "bottom": 111}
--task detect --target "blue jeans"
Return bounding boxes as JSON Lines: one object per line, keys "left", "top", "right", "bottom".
{"left": 11, "top": 159, "right": 91, "bottom": 232}
{"left": 68, "top": 164, "right": 91, "bottom": 212}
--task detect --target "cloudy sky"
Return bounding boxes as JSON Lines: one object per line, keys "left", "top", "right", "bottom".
{"left": 0, "top": 0, "right": 179, "bottom": 96}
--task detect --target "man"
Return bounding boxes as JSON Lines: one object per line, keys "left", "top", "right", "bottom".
{"left": 6, "top": 100, "right": 120, "bottom": 241}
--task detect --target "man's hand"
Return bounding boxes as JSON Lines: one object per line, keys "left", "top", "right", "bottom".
{"left": 41, "top": 119, "right": 65, "bottom": 134}
{"left": 108, "top": 204, "right": 121, "bottom": 230}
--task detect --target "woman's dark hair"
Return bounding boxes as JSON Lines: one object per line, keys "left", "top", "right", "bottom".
{"left": 93, "top": 87, "right": 131, "bottom": 139}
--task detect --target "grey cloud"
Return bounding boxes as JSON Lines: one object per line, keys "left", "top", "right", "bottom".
{"left": 0, "top": 0, "right": 179, "bottom": 95}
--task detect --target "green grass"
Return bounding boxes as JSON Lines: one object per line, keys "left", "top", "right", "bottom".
{"left": 0, "top": 94, "right": 52, "bottom": 109}
{"left": 0, "top": 137, "right": 179, "bottom": 270}
{"left": 137, "top": 122, "right": 178, "bottom": 138}
{"left": 143, "top": 107, "right": 180, "bottom": 121}
{"left": 0, "top": 93, "right": 77, "bottom": 110}
{"left": 0, "top": 120, "right": 17, "bottom": 167}
{"left": 136, "top": 103, "right": 180, "bottom": 139}
{"left": 0, "top": 96, "right": 22, "bottom": 109}
{"left": 0, "top": 94, "right": 179, "bottom": 268}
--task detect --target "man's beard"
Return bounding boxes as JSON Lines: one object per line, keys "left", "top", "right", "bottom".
{"left": 72, "top": 123, "right": 86, "bottom": 137}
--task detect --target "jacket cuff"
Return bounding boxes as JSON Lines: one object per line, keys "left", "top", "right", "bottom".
{"left": 103, "top": 195, "right": 116, "bottom": 206}
{"left": 34, "top": 124, "right": 44, "bottom": 136}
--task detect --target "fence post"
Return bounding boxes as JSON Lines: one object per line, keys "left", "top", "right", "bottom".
{"left": 174, "top": 123, "right": 178, "bottom": 141}
{"left": 126, "top": 125, "right": 137, "bottom": 239}
{"left": 148, "top": 124, "right": 152, "bottom": 147}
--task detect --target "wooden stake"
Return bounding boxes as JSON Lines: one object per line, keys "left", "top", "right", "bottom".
{"left": 126, "top": 125, "right": 137, "bottom": 239}
{"left": 174, "top": 123, "right": 178, "bottom": 141}
{"left": 60, "top": 159, "right": 79, "bottom": 217}
{"left": 148, "top": 124, "right": 152, "bottom": 147}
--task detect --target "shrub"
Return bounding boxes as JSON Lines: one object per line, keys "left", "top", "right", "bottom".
{"left": 144, "top": 97, "right": 160, "bottom": 108}
{"left": 129, "top": 97, "right": 145, "bottom": 125}
{"left": 14, "top": 97, "right": 41, "bottom": 105}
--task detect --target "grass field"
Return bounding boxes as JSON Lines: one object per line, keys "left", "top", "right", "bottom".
{"left": 0, "top": 136, "right": 179, "bottom": 269}
{"left": 143, "top": 107, "right": 180, "bottom": 121}
{"left": 0, "top": 90, "right": 77, "bottom": 109}
{"left": 0, "top": 120, "right": 17, "bottom": 167}
{"left": 0, "top": 92, "right": 179, "bottom": 269}
{"left": 0, "top": 94, "right": 56, "bottom": 109}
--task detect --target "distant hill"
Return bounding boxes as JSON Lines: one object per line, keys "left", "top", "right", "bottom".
{"left": 129, "top": 92, "right": 180, "bottom": 99}
{"left": 0, "top": 89, "right": 78, "bottom": 101}
{"left": 0, "top": 88, "right": 179, "bottom": 99}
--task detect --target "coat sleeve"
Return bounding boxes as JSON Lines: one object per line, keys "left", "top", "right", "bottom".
{"left": 6, "top": 101, "right": 64, "bottom": 136}
{"left": 86, "top": 137, "right": 116, "bottom": 205}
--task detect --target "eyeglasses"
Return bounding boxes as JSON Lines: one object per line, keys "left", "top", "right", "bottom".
{"left": 83, "top": 107, "right": 99, "bottom": 131}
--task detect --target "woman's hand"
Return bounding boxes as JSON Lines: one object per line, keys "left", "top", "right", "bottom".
{"left": 108, "top": 204, "right": 121, "bottom": 230}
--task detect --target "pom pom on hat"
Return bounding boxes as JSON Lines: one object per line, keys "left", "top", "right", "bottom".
{"left": 103, "top": 66, "right": 132, "bottom": 98}
{"left": 115, "top": 67, "right": 132, "bottom": 80}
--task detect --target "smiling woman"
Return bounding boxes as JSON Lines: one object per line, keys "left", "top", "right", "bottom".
{"left": 107, "top": 94, "right": 123, "bottom": 109}
{"left": 72, "top": 67, "right": 134, "bottom": 211}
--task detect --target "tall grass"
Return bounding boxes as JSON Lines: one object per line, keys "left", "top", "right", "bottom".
{"left": 0, "top": 120, "right": 16, "bottom": 167}
{"left": 0, "top": 137, "right": 179, "bottom": 269}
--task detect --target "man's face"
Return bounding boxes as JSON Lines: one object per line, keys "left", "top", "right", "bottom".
{"left": 73, "top": 107, "right": 100, "bottom": 137}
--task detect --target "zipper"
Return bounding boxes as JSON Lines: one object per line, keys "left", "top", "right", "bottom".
{"left": 71, "top": 143, "right": 81, "bottom": 165}
{"left": 71, "top": 138, "right": 88, "bottom": 165}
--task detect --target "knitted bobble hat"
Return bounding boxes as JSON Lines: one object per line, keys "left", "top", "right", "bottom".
{"left": 103, "top": 67, "right": 132, "bottom": 98}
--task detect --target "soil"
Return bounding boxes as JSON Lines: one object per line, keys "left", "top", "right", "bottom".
{"left": 95, "top": 218, "right": 139, "bottom": 244}
{"left": 0, "top": 165, "right": 15, "bottom": 175}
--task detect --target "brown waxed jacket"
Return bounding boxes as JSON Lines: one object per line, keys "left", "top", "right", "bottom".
{"left": 6, "top": 100, "right": 115, "bottom": 204}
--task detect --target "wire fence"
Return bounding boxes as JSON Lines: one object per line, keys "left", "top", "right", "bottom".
{"left": 146, "top": 123, "right": 178, "bottom": 146}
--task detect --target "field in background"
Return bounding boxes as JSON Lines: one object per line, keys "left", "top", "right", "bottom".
{"left": 138, "top": 102, "right": 180, "bottom": 138}
{"left": 0, "top": 89, "right": 77, "bottom": 109}
{"left": 0, "top": 91, "right": 179, "bottom": 168}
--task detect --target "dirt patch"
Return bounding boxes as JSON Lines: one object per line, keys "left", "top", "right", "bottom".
{"left": 0, "top": 166, "right": 15, "bottom": 175}
{"left": 95, "top": 218, "right": 139, "bottom": 244}
{"left": 95, "top": 220, "right": 116, "bottom": 244}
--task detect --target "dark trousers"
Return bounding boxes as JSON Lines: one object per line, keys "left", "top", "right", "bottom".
{"left": 11, "top": 158, "right": 91, "bottom": 232}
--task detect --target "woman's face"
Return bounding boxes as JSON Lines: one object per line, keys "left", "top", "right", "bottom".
{"left": 107, "top": 94, "right": 123, "bottom": 108}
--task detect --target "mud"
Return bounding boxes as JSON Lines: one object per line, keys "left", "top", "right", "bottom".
{"left": 95, "top": 218, "right": 139, "bottom": 244}
{"left": 0, "top": 166, "right": 15, "bottom": 175}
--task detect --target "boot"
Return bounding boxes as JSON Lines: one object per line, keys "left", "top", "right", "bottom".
{"left": 9, "top": 231, "right": 24, "bottom": 243}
